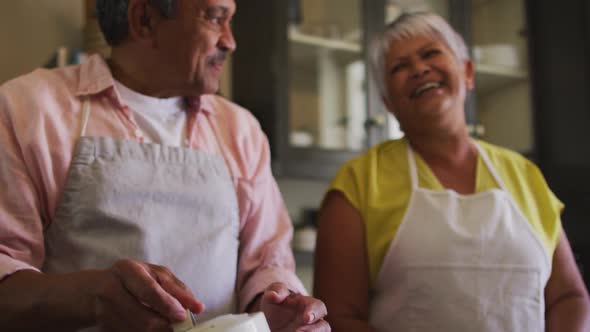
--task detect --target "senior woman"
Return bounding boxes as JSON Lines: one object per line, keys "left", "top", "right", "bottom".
{"left": 314, "top": 12, "right": 590, "bottom": 332}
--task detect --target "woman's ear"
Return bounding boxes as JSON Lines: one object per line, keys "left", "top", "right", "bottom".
{"left": 464, "top": 59, "right": 475, "bottom": 90}
{"left": 382, "top": 96, "right": 397, "bottom": 116}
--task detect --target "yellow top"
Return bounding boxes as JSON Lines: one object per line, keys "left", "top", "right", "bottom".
{"left": 329, "top": 138, "right": 563, "bottom": 286}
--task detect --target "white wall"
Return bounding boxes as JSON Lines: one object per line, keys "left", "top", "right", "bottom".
{"left": 277, "top": 178, "right": 329, "bottom": 225}
{"left": 0, "top": 1, "right": 84, "bottom": 83}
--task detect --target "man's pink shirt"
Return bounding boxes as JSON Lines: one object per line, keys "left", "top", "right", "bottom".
{"left": 0, "top": 55, "right": 305, "bottom": 310}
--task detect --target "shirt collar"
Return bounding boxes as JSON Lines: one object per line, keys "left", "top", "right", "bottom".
{"left": 185, "top": 95, "right": 215, "bottom": 116}
{"left": 75, "top": 54, "right": 215, "bottom": 115}
{"left": 75, "top": 54, "right": 115, "bottom": 97}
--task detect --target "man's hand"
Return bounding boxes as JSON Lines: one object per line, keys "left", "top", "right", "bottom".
{"left": 260, "top": 282, "right": 330, "bottom": 332}
{"left": 93, "top": 259, "right": 205, "bottom": 331}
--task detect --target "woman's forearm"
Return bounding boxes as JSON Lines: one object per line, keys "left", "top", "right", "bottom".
{"left": 546, "top": 293, "right": 590, "bottom": 332}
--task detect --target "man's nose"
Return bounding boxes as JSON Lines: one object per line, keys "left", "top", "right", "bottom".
{"left": 219, "top": 24, "right": 236, "bottom": 53}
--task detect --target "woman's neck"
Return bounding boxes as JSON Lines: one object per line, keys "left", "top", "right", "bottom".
{"left": 407, "top": 125, "right": 479, "bottom": 194}
{"left": 407, "top": 126, "right": 475, "bottom": 168}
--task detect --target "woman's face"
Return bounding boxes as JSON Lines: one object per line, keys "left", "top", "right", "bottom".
{"left": 384, "top": 34, "right": 473, "bottom": 134}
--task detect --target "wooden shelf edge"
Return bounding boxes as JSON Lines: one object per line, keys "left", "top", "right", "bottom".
{"left": 476, "top": 63, "right": 528, "bottom": 79}
{"left": 288, "top": 26, "right": 361, "bottom": 53}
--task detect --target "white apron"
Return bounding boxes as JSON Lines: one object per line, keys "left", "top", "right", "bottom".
{"left": 369, "top": 142, "right": 551, "bottom": 332}
{"left": 43, "top": 99, "right": 240, "bottom": 331}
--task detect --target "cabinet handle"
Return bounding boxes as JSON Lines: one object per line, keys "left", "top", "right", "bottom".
{"left": 467, "top": 124, "right": 485, "bottom": 137}
{"left": 364, "top": 114, "right": 387, "bottom": 128}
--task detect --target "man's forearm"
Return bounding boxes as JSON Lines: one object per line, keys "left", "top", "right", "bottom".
{"left": 547, "top": 293, "right": 590, "bottom": 332}
{"left": 0, "top": 269, "right": 97, "bottom": 331}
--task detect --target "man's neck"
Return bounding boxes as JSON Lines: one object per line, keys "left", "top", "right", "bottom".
{"left": 107, "top": 52, "right": 168, "bottom": 98}
{"left": 108, "top": 48, "right": 201, "bottom": 100}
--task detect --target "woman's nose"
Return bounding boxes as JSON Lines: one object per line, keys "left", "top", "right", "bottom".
{"left": 410, "top": 60, "right": 430, "bottom": 79}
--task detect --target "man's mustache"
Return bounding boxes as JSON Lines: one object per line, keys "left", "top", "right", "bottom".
{"left": 207, "top": 52, "right": 227, "bottom": 65}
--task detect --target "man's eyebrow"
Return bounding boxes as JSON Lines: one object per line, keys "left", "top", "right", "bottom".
{"left": 206, "top": 5, "right": 230, "bottom": 16}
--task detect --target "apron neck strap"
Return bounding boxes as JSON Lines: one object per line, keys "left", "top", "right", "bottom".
{"left": 407, "top": 142, "right": 419, "bottom": 189}
{"left": 80, "top": 98, "right": 92, "bottom": 137}
{"left": 406, "top": 140, "right": 508, "bottom": 191}
{"left": 472, "top": 141, "right": 508, "bottom": 191}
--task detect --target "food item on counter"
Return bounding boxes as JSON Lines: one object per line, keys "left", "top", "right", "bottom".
{"left": 173, "top": 312, "right": 270, "bottom": 332}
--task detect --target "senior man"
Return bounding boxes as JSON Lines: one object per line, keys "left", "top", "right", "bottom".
{"left": 0, "top": 0, "right": 329, "bottom": 331}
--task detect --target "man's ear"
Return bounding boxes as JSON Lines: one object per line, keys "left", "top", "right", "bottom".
{"left": 127, "top": 0, "right": 162, "bottom": 45}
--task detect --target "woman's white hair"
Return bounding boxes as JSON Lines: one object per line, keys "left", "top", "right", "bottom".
{"left": 370, "top": 12, "right": 470, "bottom": 102}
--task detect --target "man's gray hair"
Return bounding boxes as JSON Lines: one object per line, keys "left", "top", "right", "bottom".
{"left": 96, "top": 0, "right": 177, "bottom": 46}
{"left": 370, "top": 12, "right": 469, "bottom": 102}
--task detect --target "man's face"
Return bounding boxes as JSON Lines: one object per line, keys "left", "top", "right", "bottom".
{"left": 153, "top": 0, "right": 236, "bottom": 97}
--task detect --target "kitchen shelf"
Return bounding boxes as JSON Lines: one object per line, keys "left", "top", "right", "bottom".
{"left": 475, "top": 63, "right": 528, "bottom": 95}
{"left": 288, "top": 26, "right": 361, "bottom": 53}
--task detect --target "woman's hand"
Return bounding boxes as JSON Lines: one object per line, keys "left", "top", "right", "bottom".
{"left": 259, "top": 282, "right": 330, "bottom": 332}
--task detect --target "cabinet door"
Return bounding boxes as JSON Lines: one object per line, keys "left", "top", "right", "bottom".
{"left": 288, "top": 0, "right": 367, "bottom": 152}
{"left": 284, "top": 0, "right": 458, "bottom": 177}
{"left": 469, "top": 0, "right": 534, "bottom": 156}
{"left": 232, "top": 0, "right": 387, "bottom": 179}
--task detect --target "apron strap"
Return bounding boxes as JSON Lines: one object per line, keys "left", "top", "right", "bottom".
{"left": 406, "top": 142, "right": 419, "bottom": 189}
{"left": 406, "top": 139, "right": 508, "bottom": 192}
{"left": 80, "top": 98, "right": 92, "bottom": 137}
{"left": 473, "top": 141, "right": 509, "bottom": 192}
{"left": 79, "top": 95, "right": 232, "bottom": 179}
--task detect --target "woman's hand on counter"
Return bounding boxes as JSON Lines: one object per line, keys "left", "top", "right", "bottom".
{"left": 255, "top": 282, "right": 330, "bottom": 332}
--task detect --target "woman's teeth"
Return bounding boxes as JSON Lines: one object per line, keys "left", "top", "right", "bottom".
{"left": 414, "top": 82, "right": 441, "bottom": 97}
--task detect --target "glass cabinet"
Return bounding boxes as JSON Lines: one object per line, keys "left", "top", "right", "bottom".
{"left": 287, "top": 0, "right": 366, "bottom": 151}
{"left": 470, "top": 0, "right": 533, "bottom": 155}
{"left": 233, "top": 0, "right": 388, "bottom": 178}
{"left": 232, "top": 0, "right": 535, "bottom": 179}
{"left": 379, "top": 0, "right": 533, "bottom": 156}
